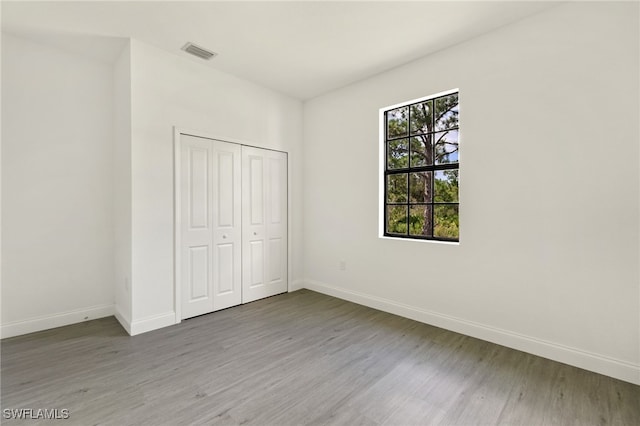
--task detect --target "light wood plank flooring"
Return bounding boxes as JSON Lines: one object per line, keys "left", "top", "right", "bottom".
{"left": 2, "top": 289, "right": 639, "bottom": 425}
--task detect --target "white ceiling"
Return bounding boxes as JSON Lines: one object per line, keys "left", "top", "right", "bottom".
{"left": 1, "top": 1, "right": 560, "bottom": 100}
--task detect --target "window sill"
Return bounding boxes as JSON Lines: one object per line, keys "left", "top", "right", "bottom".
{"left": 379, "top": 235, "right": 460, "bottom": 245}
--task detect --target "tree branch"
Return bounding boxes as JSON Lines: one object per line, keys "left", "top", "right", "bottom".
{"left": 434, "top": 103, "right": 458, "bottom": 126}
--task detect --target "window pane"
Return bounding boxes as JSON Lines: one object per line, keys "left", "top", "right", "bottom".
{"left": 434, "top": 170, "right": 458, "bottom": 202}
{"left": 387, "top": 138, "right": 409, "bottom": 169}
{"left": 435, "top": 94, "right": 459, "bottom": 131}
{"left": 410, "top": 135, "right": 434, "bottom": 167}
{"left": 410, "top": 101, "right": 432, "bottom": 135}
{"left": 409, "top": 171, "right": 432, "bottom": 203}
{"left": 434, "top": 204, "right": 459, "bottom": 239}
{"left": 409, "top": 205, "right": 433, "bottom": 237}
{"left": 434, "top": 130, "right": 459, "bottom": 165}
{"left": 387, "top": 205, "right": 408, "bottom": 235}
{"left": 387, "top": 107, "right": 408, "bottom": 138}
{"left": 386, "top": 173, "right": 408, "bottom": 203}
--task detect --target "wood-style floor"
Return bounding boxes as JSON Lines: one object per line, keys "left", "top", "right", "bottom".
{"left": 2, "top": 289, "right": 639, "bottom": 425}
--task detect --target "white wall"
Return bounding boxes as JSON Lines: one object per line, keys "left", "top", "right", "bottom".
{"left": 1, "top": 33, "right": 115, "bottom": 337}
{"left": 303, "top": 2, "right": 639, "bottom": 384}
{"left": 0, "top": 34, "right": 304, "bottom": 337}
{"left": 113, "top": 41, "right": 132, "bottom": 331}
{"left": 127, "top": 40, "right": 303, "bottom": 333}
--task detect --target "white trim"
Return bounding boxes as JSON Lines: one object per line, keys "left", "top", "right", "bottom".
{"left": 302, "top": 279, "right": 640, "bottom": 386}
{"left": 381, "top": 88, "right": 460, "bottom": 113}
{"left": 380, "top": 235, "right": 459, "bottom": 245}
{"left": 289, "top": 280, "right": 305, "bottom": 291}
{"left": 176, "top": 126, "right": 253, "bottom": 148}
{"left": 130, "top": 312, "right": 176, "bottom": 336}
{"left": 176, "top": 126, "right": 286, "bottom": 154}
{"left": 286, "top": 151, "right": 292, "bottom": 295}
{"left": 378, "top": 106, "right": 385, "bottom": 237}
{"left": 173, "top": 126, "right": 183, "bottom": 324}
{"left": 114, "top": 308, "right": 132, "bottom": 335}
{"left": 0, "top": 304, "right": 115, "bottom": 339}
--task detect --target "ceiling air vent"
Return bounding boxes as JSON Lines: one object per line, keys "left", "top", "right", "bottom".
{"left": 181, "top": 42, "right": 217, "bottom": 60}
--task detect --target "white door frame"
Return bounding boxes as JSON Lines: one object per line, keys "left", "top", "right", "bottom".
{"left": 173, "top": 127, "right": 290, "bottom": 324}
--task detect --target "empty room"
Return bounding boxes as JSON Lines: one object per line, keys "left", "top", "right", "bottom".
{"left": 1, "top": 1, "right": 639, "bottom": 424}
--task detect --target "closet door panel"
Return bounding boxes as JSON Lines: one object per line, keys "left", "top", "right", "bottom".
{"left": 242, "top": 146, "right": 287, "bottom": 303}
{"left": 188, "top": 148, "right": 209, "bottom": 229}
{"left": 215, "top": 243, "right": 233, "bottom": 293}
{"left": 266, "top": 154, "right": 287, "bottom": 289}
{"left": 250, "top": 240, "right": 265, "bottom": 286}
{"left": 188, "top": 246, "right": 209, "bottom": 299}
{"left": 268, "top": 238, "right": 283, "bottom": 283}
{"left": 211, "top": 141, "right": 242, "bottom": 311}
{"left": 242, "top": 151, "right": 267, "bottom": 300}
{"left": 249, "top": 156, "right": 265, "bottom": 226}
{"left": 180, "top": 136, "right": 214, "bottom": 319}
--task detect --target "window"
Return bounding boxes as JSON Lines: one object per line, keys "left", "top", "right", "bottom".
{"left": 383, "top": 91, "right": 459, "bottom": 242}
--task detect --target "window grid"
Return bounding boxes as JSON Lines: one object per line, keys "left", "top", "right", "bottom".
{"left": 384, "top": 92, "right": 459, "bottom": 241}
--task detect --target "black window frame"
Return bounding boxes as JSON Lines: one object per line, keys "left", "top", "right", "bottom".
{"left": 383, "top": 91, "right": 459, "bottom": 242}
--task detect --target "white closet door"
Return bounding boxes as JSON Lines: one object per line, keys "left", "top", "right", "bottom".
{"left": 211, "top": 140, "right": 242, "bottom": 311}
{"left": 242, "top": 146, "right": 288, "bottom": 303}
{"left": 180, "top": 135, "right": 242, "bottom": 319}
{"left": 180, "top": 135, "right": 214, "bottom": 319}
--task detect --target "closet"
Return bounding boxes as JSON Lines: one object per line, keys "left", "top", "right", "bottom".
{"left": 178, "top": 134, "right": 287, "bottom": 320}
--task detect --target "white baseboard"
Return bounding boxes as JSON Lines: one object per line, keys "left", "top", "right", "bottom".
{"left": 130, "top": 311, "right": 176, "bottom": 336}
{"left": 114, "top": 308, "right": 132, "bottom": 335}
{"left": 1, "top": 304, "right": 115, "bottom": 339}
{"left": 289, "top": 280, "right": 305, "bottom": 292}
{"left": 303, "top": 279, "right": 640, "bottom": 386}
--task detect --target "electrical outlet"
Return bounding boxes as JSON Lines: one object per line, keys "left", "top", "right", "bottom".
{"left": 339, "top": 260, "right": 346, "bottom": 271}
